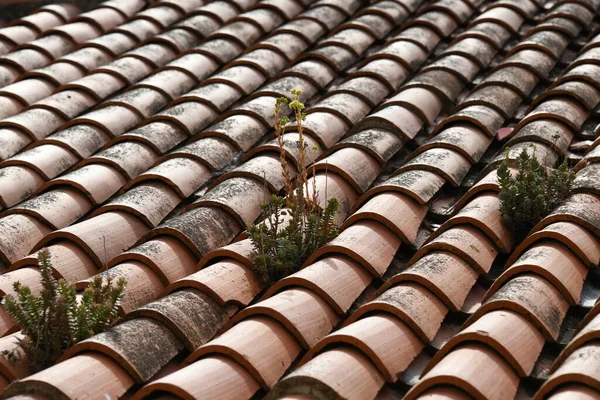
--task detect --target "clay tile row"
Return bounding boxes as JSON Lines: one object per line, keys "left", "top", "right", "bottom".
{"left": 269, "top": 2, "right": 600, "bottom": 398}
{"left": 3, "top": 1, "right": 454, "bottom": 398}
{"left": 0, "top": 0, "right": 146, "bottom": 89}
{"left": 0, "top": 4, "right": 79, "bottom": 57}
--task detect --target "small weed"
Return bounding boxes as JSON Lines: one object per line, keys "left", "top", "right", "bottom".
{"left": 497, "top": 146, "right": 575, "bottom": 242}
{"left": 2, "top": 249, "right": 126, "bottom": 372}
{"left": 248, "top": 89, "right": 339, "bottom": 285}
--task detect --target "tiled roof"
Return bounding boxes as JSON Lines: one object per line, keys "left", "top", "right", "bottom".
{"left": 0, "top": 0, "right": 598, "bottom": 398}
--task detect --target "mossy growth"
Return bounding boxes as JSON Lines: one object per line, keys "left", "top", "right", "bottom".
{"left": 248, "top": 89, "right": 339, "bottom": 285}
{"left": 2, "top": 249, "right": 126, "bottom": 372}
{"left": 497, "top": 146, "right": 575, "bottom": 242}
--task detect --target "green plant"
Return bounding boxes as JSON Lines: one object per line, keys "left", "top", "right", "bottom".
{"left": 497, "top": 146, "right": 575, "bottom": 241}
{"left": 248, "top": 89, "right": 339, "bottom": 285}
{"left": 2, "top": 249, "right": 126, "bottom": 372}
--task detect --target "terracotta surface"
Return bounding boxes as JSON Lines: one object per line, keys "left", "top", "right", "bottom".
{"left": 185, "top": 316, "right": 301, "bottom": 388}
{"left": 486, "top": 242, "right": 587, "bottom": 305}
{"left": 265, "top": 255, "right": 371, "bottom": 315}
{"left": 305, "top": 220, "right": 401, "bottom": 277}
{"left": 346, "top": 283, "right": 448, "bottom": 342}
{"left": 3, "top": 353, "right": 135, "bottom": 399}
{"left": 305, "top": 314, "right": 423, "bottom": 381}
{"left": 405, "top": 344, "right": 520, "bottom": 400}
{"left": 271, "top": 348, "right": 385, "bottom": 400}
{"left": 471, "top": 274, "right": 570, "bottom": 341}
{"left": 170, "top": 260, "right": 261, "bottom": 306}
{"left": 133, "top": 355, "right": 261, "bottom": 400}
{"left": 426, "top": 310, "right": 545, "bottom": 378}
{"left": 412, "top": 225, "right": 498, "bottom": 274}
{"left": 231, "top": 288, "right": 339, "bottom": 348}
{"left": 385, "top": 251, "right": 478, "bottom": 312}
{"left": 536, "top": 343, "right": 600, "bottom": 399}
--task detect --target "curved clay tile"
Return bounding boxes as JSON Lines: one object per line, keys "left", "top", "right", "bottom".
{"left": 422, "top": 54, "right": 479, "bottom": 83}
{"left": 397, "top": 147, "right": 471, "bottom": 187}
{"left": 184, "top": 316, "right": 301, "bottom": 388}
{"left": 325, "top": 76, "right": 388, "bottom": 107}
{"left": 62, "top": 318, "right": 184, "bottom": 383}
{"left": 405, "top": 70, "right": 464, "bottom": 106}
{"left": 470, "top": 274, "right": 569, "bottom": 341}
{"left": 409, "top": 224, "right": 498, "bottom": 274}
{"left": 190, "top": 177, "right": 269, "bottom": 228}
{"left": 516, "top": 98, "right": 588, "bottom": 133}
{"left": 3, "top": 143, "right": 77, "bottom": 180}
{"left": 480, "top": 141, "right": 559, "bottom": 178}
{"left": 497, "top": 49, "right": 556, "bottom": 79}
{"left": 434, "top": 105, "right": 504, "bottom": 137}
{"left": 469, "top": 6, "right": 523, "bottom": 32}
{"left": 352, "top": 58, "right": 409, "bottom": 91}
{"left": 168, "top": 259, "right": 261, "bottom": 306}
{"left": 480, "top": 66, "right": 538, "bottom": 98}
{"left": 271, "top": 347, "right": 385, "bottom": 400}
{"left": 451, "top": 22, "right": 510, "bottom": 50}
{"left": 544, "top": 2, "right": 593, "bottom": 26}
{"left": 417, "top": 124, "right": 491, "bottom": 164}
{"left": 241, "top": 132, "right": 321, "bottom": 167}
{"left": 510, "top": 31, "right": 569, "bottom": 60}
{"left": 536, "top": 343, "right": 600, "bottom": 400}
{"left": 533, "top": 193, "right": 600, "bottom": 237}
{"left": 545, "top": 384, "right": 600, "bottom": 400}
{"left": 0, "top": 165, "right": 45, "bottom": 208}
{"left": 0, "top": 267, "right": 42, "bottom": 298}
{"left": 114, "top": 121, "right": 187, "bottom": 154}
{"left": 308, "top": 93, "right": 371, "bottom": 126}
{"left": 263, "top": 255, "right": 370, "bottom": 315}
{"left": 425, "top": 310, "right": 544, "bottom": 378}
{"left": 91, "top": 182, "right": 181, "bottom": 228}
{"left": 343, "top": 192, "right": 426, "bottom": 245}
{"left": 127, "top": 288, "right": 229, "bottom": 350}
{"left": 35, "top": 211, "right": 148, "bottom": 268}
{"left": 457, "top": 85, "right": 522, "bottom": 119}
{"left": 305, "top": 220, "right": 401, "bottom": 277}
{"left": 0, "top": 108, "right": 65, "bottom": 141}
{"left": 132, "top": 157, "right": 212, "bottom": 198}
{"left": 536, "top": 81, "right": 600, "bottom": 111}
{"left": 486, "top": 242, "right": 587, "bottom": 305}
{"left": 505, "top": 222, "right": 600, "bottom": 268}
{"left": 558, "top": 64, "right": 600, "bottom": 91}
{"left": 574, "top": 163, "right": 600, "bottom": 197}
{"left": 132, "top": 355, "right": 260, "bottom": 400}
{"left": 313, "top": 147, "right": 380, "bottom": 194}
{"left": 305, "top": 314, "right": 423, "bottom": 382}
{"left": 10, "top": 242, "right": 96, "bottom": 283}
{"left": 346, "top": 283, "right": 448, "bottom": 343}
{"left": 329, "top": 129, "right": 402, "bottom": 165}
{"left": 2, "top": 353, "right": 135, "bottom": 400}
{"left": 413, "top": 386, "right": 473, "bottom": 400}
{"left": 230, "top": 288, "right": 339, "bottom": 348}
{"left": 0, "top": 332, "right": 28, "bottom": 381}
{"left": 407, "top": 11, "right": 458, "bottom": 37}
{"left": 149, "top": 206, "right": 241, "bottom": 258}
{"left": 365, "top": 169, "right": 446, "bottom": 205}
{"left": 553, "top": 309, "right": 600, "bottom": 371}
{"left": 303, "top": 173, "right": 358, "bottom": 225}
{"left": 507, "top": 119, "right": 573, "bottom": 155}
{"left": 77, "top": 261, "right": 165, "bottom": 314}
{"left": 353, "top": 105, "right": 423, "bottom": 141}
{"left": 42, "top": 163, "right": 127, "bottom": 206}
{"left": 405, "top": 344, "right": 520, "bottom": 400}
{"left": 109, "top": 236, "right": 197, "bottom": 285}
{"left": 433, "top": 193, "right": 513, "bottom": 253}
{"left": 197, "top": 238, "right": 254, "bottom": 269}
{"left": 0, "top": 214, "right": 52, "bottom": 266}
{"left": 207, "top": 154, "right": 291, "bottom": 193}
{"left": 441, "top": 37, "right": 496, "bottom": 70}
{"left": 384, "top": 87, "right": 443, "bottom": 125}
{"left": 382, "top": 251, "right": 478, "bottom": 312}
